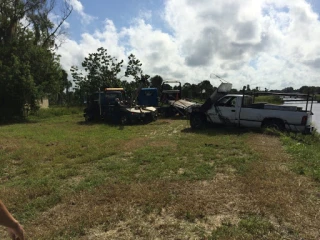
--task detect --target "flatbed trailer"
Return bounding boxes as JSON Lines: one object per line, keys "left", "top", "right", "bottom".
{"left": 158, "top": 81, "right": 197, "bottom": 117}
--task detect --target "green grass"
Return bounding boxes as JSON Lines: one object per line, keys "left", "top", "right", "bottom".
{"left": 254, "top": 95, "right": 284, "bottom": 105}
{"left": 0, "top": 114, "right": 255, "bottom": 222}
{"left": 0, "top": 108, "right": 319, "bottom": 239}
{"left": 29, "top": 106, "right": 83, "bottom": 119}
{"left": 281, "top": 132, "right": 320, "bottom": 182}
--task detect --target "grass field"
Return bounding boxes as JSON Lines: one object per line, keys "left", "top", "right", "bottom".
{"left": 0, "top": 108, "right": 319, "bottom": 239}
{"left": 254, "top": 95, "right": 283, "bottom": 105}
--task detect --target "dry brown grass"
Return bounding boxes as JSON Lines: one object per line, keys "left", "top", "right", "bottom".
{"left": 242, "top": 134, "right": 320, "bottom": 239}
{"left": 26, "top": 174, "right": 247, "bottom": 239}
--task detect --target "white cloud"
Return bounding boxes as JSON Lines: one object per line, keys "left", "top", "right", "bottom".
{"left": 58, "top": 0, "right": 320, "bottom": 90}
{"left": 67, "top": 0, "right": 95, "bottom": 24}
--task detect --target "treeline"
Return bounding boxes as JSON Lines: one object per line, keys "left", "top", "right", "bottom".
{"left": 68, "top": 48, "right": 320, "bottom": 104}
{"left": 67, "top": 47, "right": 221, "bottom": 103}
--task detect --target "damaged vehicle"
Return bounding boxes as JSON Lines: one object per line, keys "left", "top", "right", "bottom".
{"left": 188, "top": 83, "right": 314, "bottom": 133}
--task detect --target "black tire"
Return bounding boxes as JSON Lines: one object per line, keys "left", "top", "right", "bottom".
{"left": 152, "top": 113, "right": 158, "bottom": 121}
{"left": 119, "top": 115, "right": 128, "bottom": 125}
{"left": 190, "top": 113, "right": 206, "bottom": 129}
{"left": 262, "top": 119, "right": 285, "bottom": 131}
{"left": 84, "top": 108, "right": 93, "bottom": 122}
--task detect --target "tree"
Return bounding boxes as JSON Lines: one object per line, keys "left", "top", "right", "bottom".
{"left": 150, "top": 75, "right": 163, "bottom": 92}
{"left": 282, "top": 87, "right": 294, "bottom": 93}
{"left": 182, "top": 83, "right": 192, "bottom": 98}
{"left": 123, "top": 54, "right": 150, "bottom": 101}
{"left": 0, "top": 0, "right": 72, "bottom": 47}
{"left": 71, "top": 47, "right": 124, "bottom": 94}
{"left": 230, "top": 88, "right": 239, "bottom": 93}
{"left": 0, "top": 0, "right": 72, "bottom": 121}
{"left": 124, "top": 53, "right": 150, "bottom": 86}
{"left": 198, "top": 80, "right": 214, "bottom": 99}
{"left": 71, "top": 50, "right": 150, "bottom": 103}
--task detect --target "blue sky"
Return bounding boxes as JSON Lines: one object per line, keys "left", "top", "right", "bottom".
{"left": 56, "top": 0, "right": 320, "bottom": 90}
{"left": 67, "top": 0, "right": 167, "bottom": 40}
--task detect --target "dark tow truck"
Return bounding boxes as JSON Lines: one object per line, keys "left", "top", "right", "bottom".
{"left": 84, "top": 88, "right": 157, "bottom": 124}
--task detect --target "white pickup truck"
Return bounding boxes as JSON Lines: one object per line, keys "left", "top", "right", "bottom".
{"left": 188, "top": 83, "right": 314, "bottom": 133}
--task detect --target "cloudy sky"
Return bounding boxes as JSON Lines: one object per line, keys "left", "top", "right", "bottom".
{"left": 56, "top": 0, "right": 320, "bottom": 90}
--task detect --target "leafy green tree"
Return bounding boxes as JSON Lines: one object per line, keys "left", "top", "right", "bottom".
{"left": 0, "top": 0, "right": 72, "bottom": 121}
{"left": 150, "top": 75, "right": 163, "bottom": 93}
{"left": 0, "top": 46, "right": 36, "bottom": 120}
{"left": 182, "top": 82, "right": 192, "bottom": 98}
{"left": 71, "top": 47, "right": 124, "bottom": 94}
{"left": 125, "top": 53, "right": 150, "bottom": 84}
{"left": 0, "top": 0, "right": 72, "bottom": 47}
{"left": 71, "top": 50, "right": 150, "bottom": 104}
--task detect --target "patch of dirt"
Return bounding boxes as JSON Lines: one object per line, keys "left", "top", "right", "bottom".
{"left": 0, "top": 140, "right": 20, "bottom": 152}
{"left": 148, "top": 140, "right": 177, "bottom": 148}
{"left": 121, "top": 137, "right": 147, "bottom": 152}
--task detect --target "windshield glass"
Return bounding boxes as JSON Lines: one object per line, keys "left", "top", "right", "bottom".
{"left": 106, "top": 92, "right": 123, "bottom": 101}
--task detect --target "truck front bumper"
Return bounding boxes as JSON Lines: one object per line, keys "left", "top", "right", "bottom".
{"left": 304, "top": 126, "right": 314, "bottom": 134}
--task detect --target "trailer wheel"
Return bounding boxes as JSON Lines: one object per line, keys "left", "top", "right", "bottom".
{"left": 262, "top": 119, "right": 285, "bottom": 131}
{"left": 120, "top": 115, "right": 128, "bottom": 125}
{"left": 190, "top": 113, "right": 206, "bottom": 129}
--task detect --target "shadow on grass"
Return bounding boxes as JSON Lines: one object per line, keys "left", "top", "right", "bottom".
{"left": 157, "top": 115, "right": 188, "bottom": 121}
{"left": 76, "top": 119, "right": 156, "bottom": 130}
{"left": 181, "top": 125, "right": 263, "bottom": 136}
{"left": 77, "top": 120, "right": 125, "bottom": 130}
{"left": 0, "top": 118, "right": 39, "bottom": 126}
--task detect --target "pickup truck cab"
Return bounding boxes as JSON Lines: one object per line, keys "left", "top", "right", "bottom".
{"left": 189, "top": 85, "right": 314, "bottom": 133}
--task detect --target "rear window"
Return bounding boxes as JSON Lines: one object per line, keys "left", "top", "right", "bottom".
{"left": 243, "top": 96, "right": 253, "bottom": 106}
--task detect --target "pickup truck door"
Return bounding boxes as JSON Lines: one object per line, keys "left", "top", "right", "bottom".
{"left": 207, "top": 96, "right": 238, "bottom": 125}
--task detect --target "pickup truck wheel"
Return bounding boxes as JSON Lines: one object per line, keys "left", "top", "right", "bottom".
{"left": 262, "top": 119, "right": 285, "bottom": 131}
{"left": 190, "top": 113, "right": 205, "bottom": 129}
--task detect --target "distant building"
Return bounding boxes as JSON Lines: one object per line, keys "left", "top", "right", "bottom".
{"left": 38, "top": 97, "right": 49, "bottom": 109}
